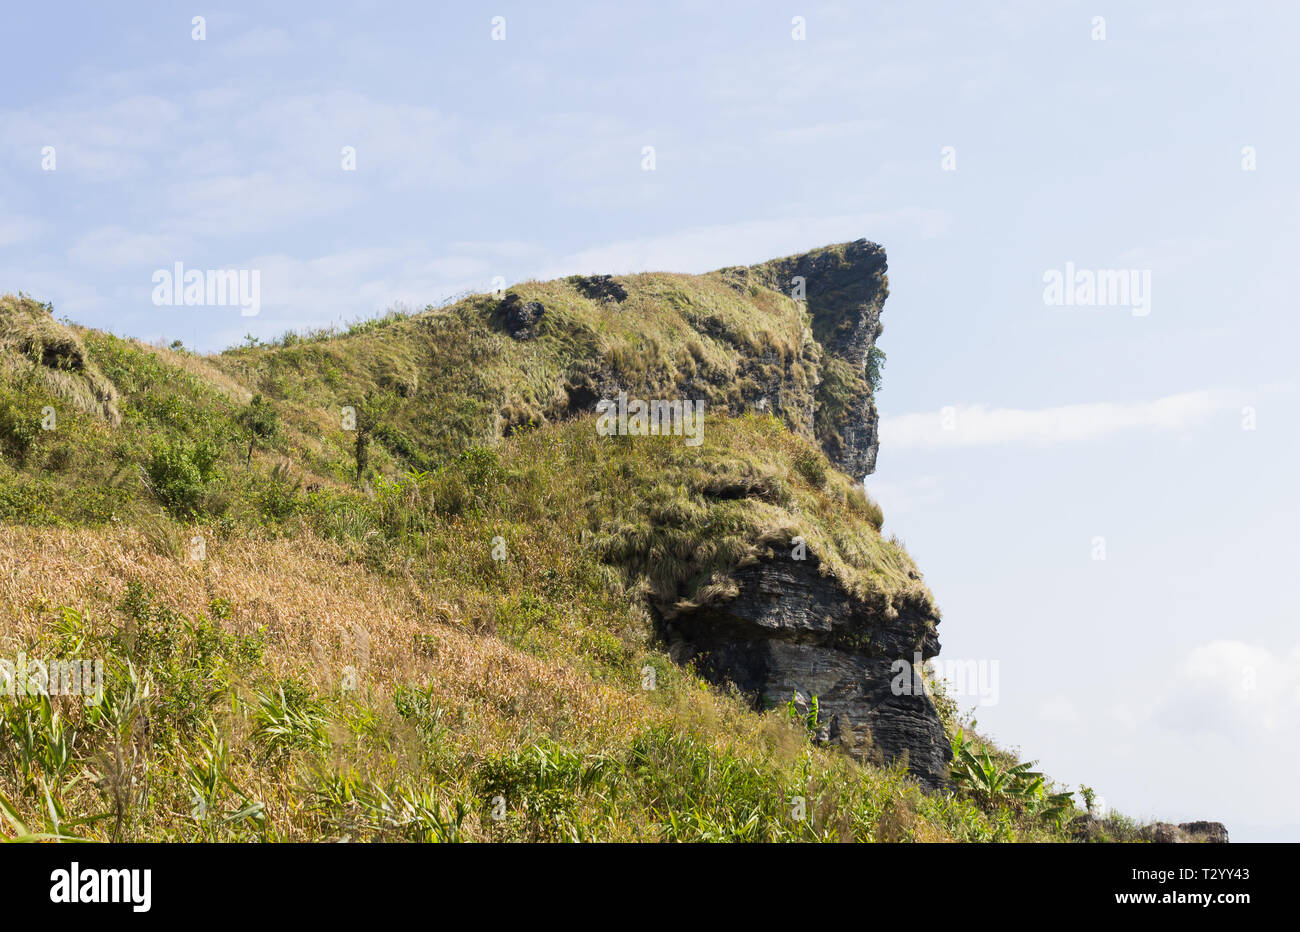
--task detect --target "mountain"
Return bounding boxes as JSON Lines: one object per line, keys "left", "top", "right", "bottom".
{"left": 0, "top": 245, "right": 1220, "bottom": 842}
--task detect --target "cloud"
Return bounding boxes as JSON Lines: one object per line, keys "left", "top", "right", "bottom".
{"left": 0, "top": 213, "right": 43, "bottom": 247}
{"left": 879, "top": 391, "right": 1232, "bottom": 450}
{"left": 535, "top": 208, "right": 952, "bottom": 278}
{"left": 67, "top": 226, "right": 189, "bottom": 269}
{"left": 863, "top": 474, "right": 944, "bottom": 515}
{"left": 762, "top": 119, "right": 887, "bottom": 146}
{"left": 1138, "top": 641, "right": 1300, "bottom": 738}
{"left": 0, "top": 95, "right": 181, "bottom": 182}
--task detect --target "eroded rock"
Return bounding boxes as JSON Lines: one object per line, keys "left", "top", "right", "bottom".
{"left": 663, "top": 555, "right": 951, "bottom": 788}
{"left": 498, "top": 293, "right": 545, "bottom": 340}
{"left": 571, "top": 274, "right": 628, "bottom": 303}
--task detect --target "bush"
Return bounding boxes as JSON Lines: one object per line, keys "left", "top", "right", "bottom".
{"left": 254, "top": 463, "right": 303, "bottom": 522}
{"left": 145, "top": 439, "right": 221, "bottom": 517}
{"left": 0, "top": 401, "right": 40, "bottom": 464}
{"left": 865, "top": 346, "right": 886, "bottom": 392}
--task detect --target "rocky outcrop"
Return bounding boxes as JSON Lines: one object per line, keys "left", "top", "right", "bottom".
{"left": 497, "top": 293, "right": 545, "bottom": 340}
{"left": 0, "top": 293, "right": 121, "bottom": 425}
{"left": 1179, "top": 820, "right": 1230, "bottom": 843}
{"left": 1141, "top": 821, "right": 1230, "bottom": 843}
{"left": 738, "top": 240, "right": 889, "bottom": 480}
{"left": 662, "top": 554, "right": 951, "bottom": 788}
{"left": 569, "top": 274, "right": 628, "bottom": 303}
{"left": 555, "top": 241, "right": 888, "bottom": 480}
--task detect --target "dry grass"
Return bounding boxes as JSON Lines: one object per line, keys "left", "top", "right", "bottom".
{"left": 0, "top": 524, "right": 653, "bottom": 753}
{"left": 0, "top": 294, "right": 120, "bottom": 425}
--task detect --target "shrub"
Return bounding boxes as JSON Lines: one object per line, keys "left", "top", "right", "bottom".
{"left": 145, "top": 438, "right": 221, "bottom": 517}
{"left": 865, "top": 345, "right": 886, "bottom": 392}
{"left": 238, "top": 394, "right": 278, "bottom": 466}
{"left": 255, "top": 462, "right": 303, "bottom": 522}
{"left": 0, "top": 400, "right": 40, "bottom": 464}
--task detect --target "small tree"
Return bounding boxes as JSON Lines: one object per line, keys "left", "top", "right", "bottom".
{"left": 865, "top": 346, "right": 886, "bottom": 393}
{"left": 354, "top": 390, "right": 395, "bottom": 482}
{"left": 238, "top": 394, "right": 278, "bottom": 466}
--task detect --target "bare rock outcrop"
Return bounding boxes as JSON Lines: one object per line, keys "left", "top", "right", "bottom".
{"left": 663, "top": 555, "right": 951, "bottom": 788}
{"left": 1140, "top": 821, "right": 1231, "bottom": 843}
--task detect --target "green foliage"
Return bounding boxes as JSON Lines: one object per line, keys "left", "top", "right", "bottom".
{"left": 785, "top": 692, "right": 820, "bottom": 737}
{"left": 250, "top": 683, "right": 330, "bottom": 759}
{"left": 144, "top": 438, "right": 221, "bottom": 517}
{"left": 0, "top": 400, "right": 40, "bottom": 464}
{"left": 254, "top": 462, "right": 303, "bottom": 522}
{"left": 238, "top": 394, "right": 278, "bottom": 465}
{"left": 477, "top": 741, "right": 614, "bottom": 842}
{"left": 865, "top": 345, "right": 886, "bottom": 393}
{"left": 307, "top": 771, "right": 467, "bottom": 842}
{"left": 950, "top": 729, "right": 1074, "bottom": 825}
{"left": 183, "top": 724, "right": 266, "bottom": 840}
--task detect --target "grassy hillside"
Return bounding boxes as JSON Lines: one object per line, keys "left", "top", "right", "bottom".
{"left": 0, "top": 287, "right": 1136, "bottom": 842}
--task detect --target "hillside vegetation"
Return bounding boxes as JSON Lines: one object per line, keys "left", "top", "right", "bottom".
{"left": 0, "top": 275, "right": 1133, "bottom": 842}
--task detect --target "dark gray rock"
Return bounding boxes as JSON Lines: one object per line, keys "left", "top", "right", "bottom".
{"left": 498, "top": 293, "right": 545, "bottom": 340}
{"left": 663, "top": 555, "right": 950, "bottom": 788}
{"left": 571, "top": 274, "right": 628, "bottom": 303}
{"left": 1141, "top": 822, "right": 1186, "bottom": 843}
{"left": 1140, "top": 821, "right": 1230, "bottom": 843}
{"left": 1179, "top": 821, "right": 1230, "bottom": 843}
{"left": 742, "top": 239, "right": 889, "bottom": 480}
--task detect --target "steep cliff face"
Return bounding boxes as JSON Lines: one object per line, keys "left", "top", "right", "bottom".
{"left": 668, "top": 242, "right": 952, "bottom": 786}
{"left": 729, "top": 239, "right": 888, "bottom": 480}
{"left": 549, "top": 240, "right": 889, "bottom": 482}
{"left": 663, "top": 554, "right": 951, "bottom": 789}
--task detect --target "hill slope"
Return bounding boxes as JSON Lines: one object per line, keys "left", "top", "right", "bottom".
{"left": 0, "top": 245, "right": 1155, "bottom": 842}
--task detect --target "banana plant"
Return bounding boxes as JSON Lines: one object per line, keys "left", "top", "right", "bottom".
{"left": 950, "top": 729, "right": 1071, "bottom": 817}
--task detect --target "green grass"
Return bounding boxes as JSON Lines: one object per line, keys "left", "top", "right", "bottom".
{"left": 0, "top": 271, "right": 1132, "bottom": 843}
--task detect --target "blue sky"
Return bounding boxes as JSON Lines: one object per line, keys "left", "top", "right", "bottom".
{"left": 3, "top": 1, "right": 1297, "bottom": 840}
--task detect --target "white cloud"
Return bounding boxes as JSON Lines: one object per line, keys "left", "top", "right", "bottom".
{"left": 0, "top": 94, "right": 181, "bottom": 181}
{"left": 1140, "top": 641, "right": 1300, "bottom": 738}
{"left": 535, "top": 208, "right": 952, "bottom": 278}
{"left": 67, "top": 226, "right": 189, "bottom": 269}
{"left": 880, "top": 391, "right": 1232, "bottom": 450}
{"left": 0, "top": 214, "right": 43, "bottom": 247}
{"left": 863, "top": 474, "right": 944, "bottom": 515}
{"left": 762, "top": 119, "right": 887, "bottom": 146}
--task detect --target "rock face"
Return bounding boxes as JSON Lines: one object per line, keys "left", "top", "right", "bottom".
{"left": 662, "top": 555, "right": 952, "bottom": 788}
{"left": 1179, "top": 821, "right": 1230, "bottom": 843}
{"left": 559, "top": 240, "right": 887, "bottom": 480}
{"left": 1141, "top": 821, "right": 1231, "bottom": 843}
{"left": 570, "top": 274, "right": 628, "bottom": 303}
{"left": 498, "top": 293, "right": 545, "bottom": 340}
{"left": 652, "top": 241, "right": 945, "bottom": 785}
{"left": 742, "top": 239, "right": 889, "bottom": 480}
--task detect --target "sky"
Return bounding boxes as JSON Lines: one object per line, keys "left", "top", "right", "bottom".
{"left": 2, "top": 1, "right": 1297, "bottom": 840}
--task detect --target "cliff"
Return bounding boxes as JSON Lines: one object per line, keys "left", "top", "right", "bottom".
{"left": 2, "top": 243, "right": 1196, "bottom": 842}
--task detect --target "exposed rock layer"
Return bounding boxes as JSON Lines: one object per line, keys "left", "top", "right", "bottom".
{"left": 664, "top": 556, "right": 951, "bottom": 788}
{"left": 1140, "top": 821, "right": 1231, "bottom": 844}
{"left": 742, "top": 239, "right": 888, "bottom": 479}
